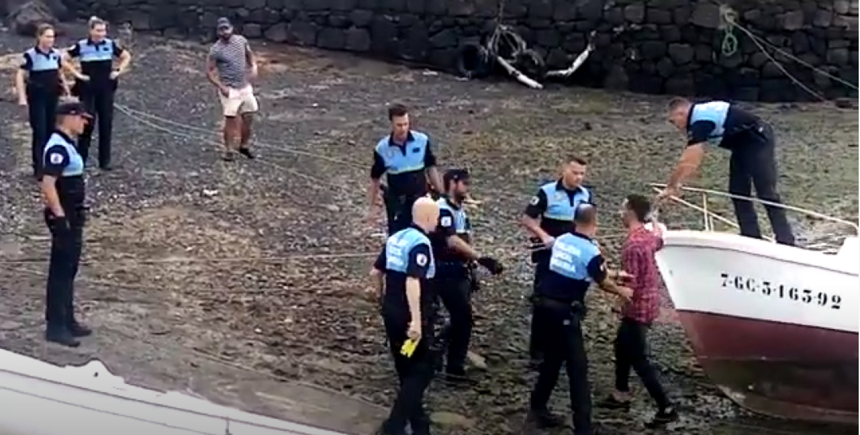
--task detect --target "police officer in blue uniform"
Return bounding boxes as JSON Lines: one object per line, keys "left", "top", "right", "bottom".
{"left": 527, "top": 205, "right": 633, "bottom": 435}
{"left": 39, "top": 101, "right": 94, "bottom": 347}
{"left": 15, "top": 24, "right": 84, "bottom": 177}
{"left": 370, "top": 198, "right": 440, "bottom": 435}
{"left": 521, "top": 156, "right": 593, "bottom": 366}
{"left": 431, "top": 169, "right": 503, "bottom": 383}
{"left": 369, "top": 104, "right": 444, "bottom": 235}
{"left": 661, "top": 97, "right": 795, "bottom": 245}
{"left": 65, "top": 16, "right": 132, "bottom": 170}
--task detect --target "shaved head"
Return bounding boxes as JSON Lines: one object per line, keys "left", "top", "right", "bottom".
{"left": 412, "top": 197, "right": 439, "bottom": 232}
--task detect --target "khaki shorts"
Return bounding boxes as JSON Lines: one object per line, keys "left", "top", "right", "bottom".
{"left": 219, "top": 84, "right": 259, "bottom": 117}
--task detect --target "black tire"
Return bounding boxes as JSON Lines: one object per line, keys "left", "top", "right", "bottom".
{"left": 456, "top": 42, "right": 492, "bottom": 79}
{"left": 515, "top": 49, "right": 547, "bottom": 82}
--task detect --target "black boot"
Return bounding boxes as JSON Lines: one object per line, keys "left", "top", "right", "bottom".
{"left": 45, "top": 326, "right": 80, "bottom": 347}
{"left": 525, "top": 408, "right": 565, "bottom": 429}
{"left": 68, "top": 321, "right": 92, "bottom": 337}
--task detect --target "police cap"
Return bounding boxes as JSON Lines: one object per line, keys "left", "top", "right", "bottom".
{"left": 56, "top": 101, "right": 92, "bottom": 118}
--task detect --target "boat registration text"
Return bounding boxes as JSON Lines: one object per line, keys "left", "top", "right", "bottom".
{"left": 719, "top": 273, "right": 841, "bottom": 310}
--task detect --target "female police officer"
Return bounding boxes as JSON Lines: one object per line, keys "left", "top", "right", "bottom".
{"left": 40, "top": 101, "right": 93, "bottom": 347}
{"left": 15, "top": 24, "right": 85, "bottom": 177}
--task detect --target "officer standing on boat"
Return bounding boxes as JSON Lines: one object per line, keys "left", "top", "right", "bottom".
{"left": 39, "top": 101, "right": 94, "bottom": 347}
{"left": 65, "top": 16, "right": 132, "bottom": 170}
{"left": 432, "top": 169, "right": 504, "bottom": 383}
{"left": 521, "top": 156, "right": 593, "bottom": 367}
{"left": 368, "top": 104, "right": 444, "bottom": 235}
{"left": 659, "top": 97, "right": 795, "bottom": 245}
{"left": 370, "top": 197, "right": 440, "bottom": 435}
{"left": 526, "top": 204, "right": 632, "bottom": 434}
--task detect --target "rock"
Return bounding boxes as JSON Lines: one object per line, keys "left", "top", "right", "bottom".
{"left": 466, "top": 350, "right": 488, "bottom": 370}
{"left": 813, "top": 9, "right": 833, "bottom": 27}
{"left": 317, "top": 27, "right": 345, "bottom": 49}
{"left": 827, "top": 47, "right": 850, "bottom": 65}
{"left": 781, "top": 10, "right": 804, "bottom": 30}
{"left": 835, "top": 97, "right": 856, "bottom": 108}
{"left": 344, "top": 27, "right": 370, "bottom": 51}
{"left": 603, "top": 65, "right": 629, "bottom": 90}
{"left": 243, "top": 23, "right": 262, "bottom": 38}
{"left": 667, "top": 43, "right": 694, "bottom": 64}
{"left": 647, "top": 8, "right": 672, "bottom": 24}
{"left": 640, "top": 41, "right": 667, "bottom": 59}
{"left": 430, "top": 412, "right": 475, "bottom": 428}
{"left": 0, "top": 320, "right": 22, "bottom": 330}
{"left": 349, "top": 9, "right": 374, "bottom": 27}
{"left": 623, "top": 4, "right": 645, "bottom": 23}
{"left": 9, "top": 0, "right": 55, "bottom": 37}
{"left": 288, "top": 21, "right": 317, "bottom": 45}
{"left": 665, "top": 76, "right": 694, "bottom": 95}
{"left": 690, "top": 2, "right": 721, "bottom": 29}
{"left": 264, "top": 22, "right": 288, "bottom": 42}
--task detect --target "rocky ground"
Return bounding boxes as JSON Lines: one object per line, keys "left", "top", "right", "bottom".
{"left": 0, "top": 26, "right": 857, "bottom": 435}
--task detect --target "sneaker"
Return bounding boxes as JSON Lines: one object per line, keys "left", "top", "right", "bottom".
{"left": 645, "top": 407, "right": 679, "bottom": 428}
{"left": 238, "top": 147, "right": 255, "bottom": 159}
{"left": 222, "top": 151, "right": 235, "bottom": 161}
{"left": 525, "top": 409, "right": 565, "bottom": 429}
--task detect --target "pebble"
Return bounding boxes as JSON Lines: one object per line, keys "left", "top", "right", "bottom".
{"left": 430, "top": 411, "right": 475, "bottom": 428}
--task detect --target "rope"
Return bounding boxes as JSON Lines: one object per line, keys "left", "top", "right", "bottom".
{"left": 718, "top": 3, "right": 858, "bottom": 100}
{"left": 116, "top": 104, "right": 365, "bottom": 169}
{"left": 718, "top": 6, "right": 739, "bottom": 57}
{"left": 114, "top": 104, "right": 347, "bottom": 190}
{"left": 650, "top": 183, "right": 859, "bottom": 232}
{"left": 486, "top": 24, "right": 528, "bottom": 62}
{"left": 720, "top": 29, "right": 738, "bottom": 57}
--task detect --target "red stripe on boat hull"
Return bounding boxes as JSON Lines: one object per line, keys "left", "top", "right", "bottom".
{"left": 677, "top": 310, "right": 858, "bottom": 425}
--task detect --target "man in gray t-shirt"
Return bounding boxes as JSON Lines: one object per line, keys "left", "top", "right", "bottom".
{"left": 206, "top": 17, "right": 258, "bottom": 161}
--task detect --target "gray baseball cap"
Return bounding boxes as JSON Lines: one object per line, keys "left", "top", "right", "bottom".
{"left": 216, "top": 17, "right": 232, "bottom": 30}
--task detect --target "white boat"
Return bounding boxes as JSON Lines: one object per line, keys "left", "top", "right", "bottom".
{"left": 0, "top": 348, "right": 351, "bottom": 435}
{"left": 651, "top": 185, "right": 859, "bottom": 425}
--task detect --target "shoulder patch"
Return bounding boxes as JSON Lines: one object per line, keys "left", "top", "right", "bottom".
{"left": 416, "top": 253, "right": 428, "bottom": 266}
{"left": 529, "top": 195, "right": 540, "bottom": 205}
{"left": 48, "top": 152, "right": 65, "bottom": 165}
{"left": 440, "top": 216, "right": 452, "bottom": 227}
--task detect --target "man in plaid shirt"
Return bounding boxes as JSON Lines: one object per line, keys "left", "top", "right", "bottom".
{"left": 598, "top": 194, "right": 678, "bottom": 427}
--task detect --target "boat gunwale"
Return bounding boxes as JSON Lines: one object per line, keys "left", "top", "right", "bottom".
{"left": 0, "top": 356, "right": 345, "bottom": 435}
{"left": 659, "top": 231, "right": 859, "bottom": 276}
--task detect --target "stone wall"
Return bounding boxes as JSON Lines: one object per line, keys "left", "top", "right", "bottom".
{"left": 62, "top": 0, "right": 859, "bottom": 101}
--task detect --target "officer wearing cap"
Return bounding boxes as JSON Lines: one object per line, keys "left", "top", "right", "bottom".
{"left": 370, "top": 197, "right": 440, "bottom": 435}
{"left": 15, "top": 23, "right": 86, "bottom": 177}
{"left": 368, "top": 103, "right": 444, "bottom": 235}
{"left": 40, "top": 101, "right": 94, "bottom": 347}
{"left": 521, "top": 156, "right": 594, "bottom": 367}
{"left": 65, "top": 16, "right": 132, "bottom": 170}
{"left": 526, "top": 205, "right": 633, "bottom": 434}
{"left": 432, "top": 169, "right": 503, "bottom": 383}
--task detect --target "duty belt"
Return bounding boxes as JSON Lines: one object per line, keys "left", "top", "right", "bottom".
{"left": 532, "top": 295, "right": 586, "bottom": 315}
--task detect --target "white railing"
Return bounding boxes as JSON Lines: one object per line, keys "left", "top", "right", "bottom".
{"left": 648, "top": 183, "right": 860, "bottom": 238}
